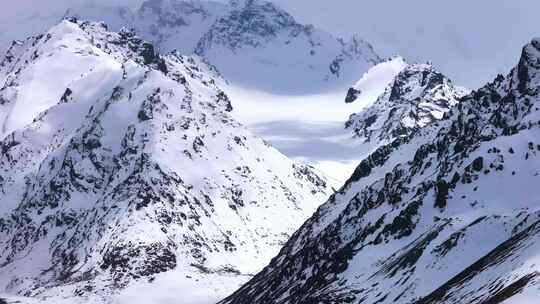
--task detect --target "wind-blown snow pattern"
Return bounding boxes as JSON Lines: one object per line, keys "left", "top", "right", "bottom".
{"left": 345, "top": 56, "right": 408, "bottom": 105}
{"left": 220, "top": 38, "right": 540, "bottom": 304}
{"left": 0, "top": 19, "right": 332, "bottom": 303}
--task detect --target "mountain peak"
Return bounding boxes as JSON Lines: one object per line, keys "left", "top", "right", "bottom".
{"left": 0, "top": 18, "right": 332, "bottom": 302}
{"left": 346, "top": 63, "right": 467, "bottom": 145}
{"left": 388, "top": 63, "right": 461, "bottom": 103}
{"left": 192, "top": 0, "right": 379, "bottom": 93}
{"left": 514, "top": 37, "right": 540, "bottom": 94}
{"left": 196, "top": 0, "right": 301, "bottom": 53}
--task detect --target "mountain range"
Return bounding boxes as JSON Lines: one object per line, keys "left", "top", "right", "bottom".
{"left": 70, "top": 0, "right": 380, "bottom": 94}
{"left": 64, "top": 0, "right": 383, "bottom": 183}
{"left": 221, "top": 37, "right": 540, "bottom": 304}
{"left": 1, "top": 1, "right": 540, "bottom": 304}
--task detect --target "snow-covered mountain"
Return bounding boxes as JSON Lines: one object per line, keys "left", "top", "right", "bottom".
{"left": 65, "top": 0, "right": 230, "bottom": 56}
{"left": 0, "top": 0, "right": 383, "bottom": 184}
{"left": 220, "top": 38, "right": 540, "bottom": 304}
{"left": 135, "top": 0, "right": 230, "bottom": 54}
{"left": 0, "top": 18, "right": 333, "bottom": 303}
{"left": 193, "top": 0, "right": 380, "bottom": 93}
{"left": 67, "top": 0, "right": 380, "bottom": 94}
{"left": 346, "top": 62, "right": 468, "bottom": 152}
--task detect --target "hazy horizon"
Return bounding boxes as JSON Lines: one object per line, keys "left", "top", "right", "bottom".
{"left": 1, "top": 0, "right": 539, "bottom": 88}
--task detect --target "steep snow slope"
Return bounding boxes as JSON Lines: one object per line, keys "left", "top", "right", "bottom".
{"left": 0, "top": 19, "right": 332, "bottom": 303}
{"left": 221, "top": 38, "right": 540, "bottom": 304}
{"left": 345, "top": 56, "right": 407, "bottom": 105}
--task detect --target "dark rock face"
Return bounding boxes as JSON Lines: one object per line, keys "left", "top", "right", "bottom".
{"left": 216, "top": 91, "right": 233, "bottom": 112}
{"left": 516, "top": 38, "right": 540, "bottom": 95}
{"left": 195, "top": 0, "right": 304, "bottom": 53}
{"left": 138, "top": 89, "right": 163, "bottom": 121}
{"left": 220, "top": 39, "right": 540, "bottom": 304}
{"left": 59, "top": 88, "right": 73, "bottom": 104}
{"left": 138, "top": 42, "right": 168, "bottom": 74}
{"left": 100, "top": 241, "right": 177, "bottom": 287}
{"left": 345, "top": 87, "right": 361, "bottom": 103}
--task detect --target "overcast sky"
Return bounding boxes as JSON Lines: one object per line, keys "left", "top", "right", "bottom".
{"left": 272, "top": 0, "right": 540, "bottom": 87}
{"left": 1, "top": 0, "right": 539, "bottom": 88}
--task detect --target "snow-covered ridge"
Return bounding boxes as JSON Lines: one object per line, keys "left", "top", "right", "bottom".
{"left": 346, "top": 62, "right": 468, "bottom": 147}
{"left": 65, "top": 0, "right": 380, "bottom": 94}
{"left": 0, "top": 19, "right": 170, "bottom": 139}
{"left": 193, "top": 0, "right": 380, "bottom": 93}
{"left": 0, "top": 18, "right": 332, "bottom": 303}
{"left": 345, "top": 56, "right": 408, "bottom": 104}
{"left": 221, "top": 38, "right": 540, "bottom": 304}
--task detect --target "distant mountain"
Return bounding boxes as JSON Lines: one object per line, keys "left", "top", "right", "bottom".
{"left": 66, "top": 0, "right": 380, "bottom": 94}
{"left": 0, "top": 18, "right": 332, "bottom": 303}
{"left": 135, "top": 0, "right": 230, "bottom": 54}
{"left": 193, "top": 0, "right": 380, "bottom": 93}
{"left": 221, "top": 38, "right": 540, "bottom": 304}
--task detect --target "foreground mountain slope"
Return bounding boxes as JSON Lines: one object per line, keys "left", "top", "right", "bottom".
{"left": 220, "top": 38, "right": 540, "bottom": 304}
{"left": 0, "top": 19, "right": 332, "bottom": 303}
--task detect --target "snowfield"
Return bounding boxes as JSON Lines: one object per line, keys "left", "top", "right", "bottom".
{"left": 227, "top": 56, "right": 408, "bottom": 183}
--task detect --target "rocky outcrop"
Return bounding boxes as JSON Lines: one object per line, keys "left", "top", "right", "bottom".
{"left": 346, "top": 63, "right": 468, "bottom": 145}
